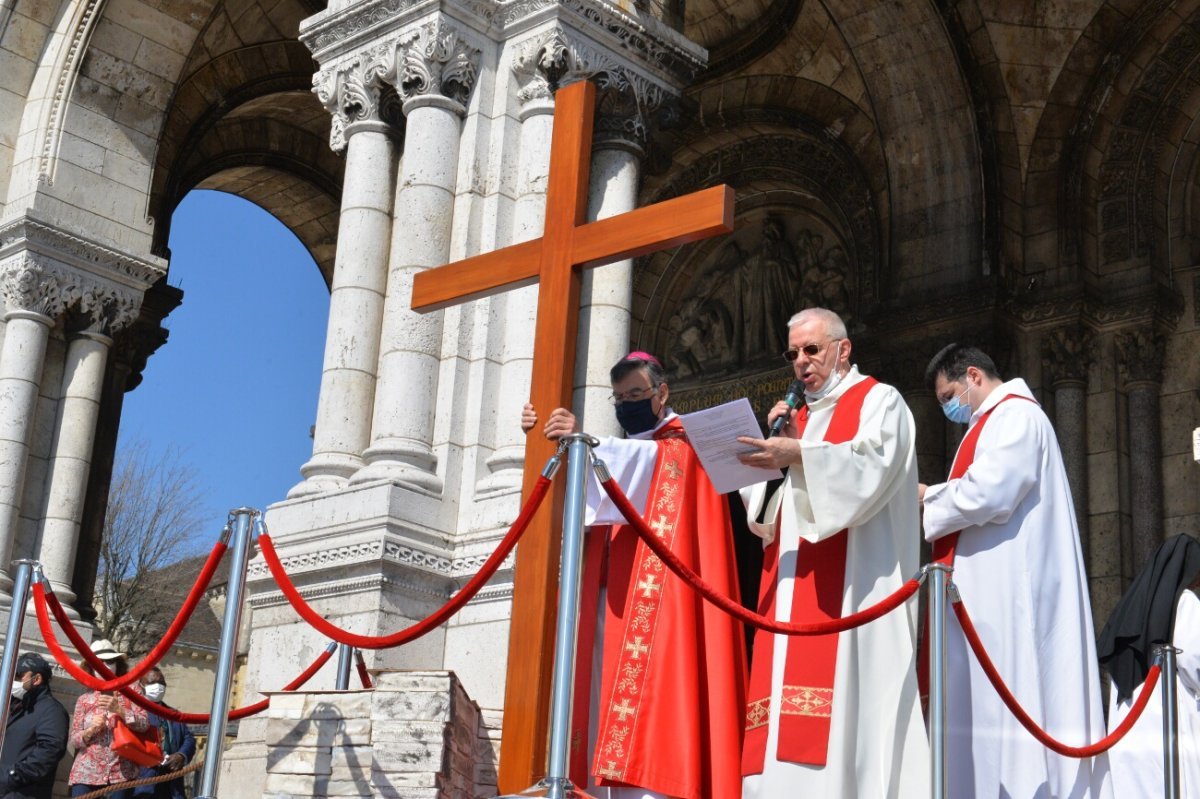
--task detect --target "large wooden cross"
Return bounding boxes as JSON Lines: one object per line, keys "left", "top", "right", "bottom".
{"left": 411, "top": 79, "right": 734, "bottom": 792}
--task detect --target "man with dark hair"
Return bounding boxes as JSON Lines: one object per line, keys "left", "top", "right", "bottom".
{"left": 522, "top": 351, "right": 746, "bottom": 799}
{"left": 920, "top": 343, "right": 1111, "bottom": 797}
{"left": 0, "top": 652, "right": 68, "bottom": 799}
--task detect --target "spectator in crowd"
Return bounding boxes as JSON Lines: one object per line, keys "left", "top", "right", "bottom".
{"left": 67, "top": 640, "right": 148, "bottom": 799}
{"left": 132, "top": 669, "right": 195, "bottom": 799}
{"left": 0, "top": 652, "right": 68, "bottom": 799}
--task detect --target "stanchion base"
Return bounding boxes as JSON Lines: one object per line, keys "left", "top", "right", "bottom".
{"left": 496, "top": 778, "right": 597, "bottom": 798}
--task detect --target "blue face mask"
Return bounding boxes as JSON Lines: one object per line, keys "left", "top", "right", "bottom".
{"left": 941, "top": 385, "right": 972, "bottom": 424}
{"left": 615, "top": 397, "right": 660, "bottom": 435}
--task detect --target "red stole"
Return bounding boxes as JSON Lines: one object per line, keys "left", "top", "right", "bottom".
{"left": 743, "top": 377, "right": 878, "bottom": 775}
{"left": 570, "top": 418, "right": 747, "bottom": 799}
{"left": 918, "top": 393, "right": 1033, "bottom": 700}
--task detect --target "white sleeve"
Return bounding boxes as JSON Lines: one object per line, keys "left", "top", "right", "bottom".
{"left": 585, "top": 436, "right": 659, "bottom": 526}
{"left": 921, "top": 402, "right": 1042, "bottom": 542}
{"left": 788, "top": 384, "right": 916, "bottom": 542}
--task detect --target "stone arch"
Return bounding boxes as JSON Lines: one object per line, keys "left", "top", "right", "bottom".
{"left": 148, "top": 40, "right": 343, "bottom": 280}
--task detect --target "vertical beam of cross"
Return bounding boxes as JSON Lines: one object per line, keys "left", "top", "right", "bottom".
{"left": 410, "top": 79, "right": 734, "bottom": 790}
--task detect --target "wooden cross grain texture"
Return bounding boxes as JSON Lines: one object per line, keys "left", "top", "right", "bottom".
{"left": 410, "top": 79, "right": 734, "bottom": 792}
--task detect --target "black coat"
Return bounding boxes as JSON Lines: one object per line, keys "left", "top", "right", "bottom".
{"left": 0, "top": 684, "right": 69, "bottom": 799}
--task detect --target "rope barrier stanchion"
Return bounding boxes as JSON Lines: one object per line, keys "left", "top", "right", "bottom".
{"left": 952, "top": 596, "right": 1161, "bottom": 757}
{"left": 597, "top": 466, "right": 922, "bottom": 635}
{"left": 0, "top": 559, "right": 38, "bottom": 757}
{"left": 927, "top": 564, "right": 951, "bottom": 799}
{"left": 335, "top": 642, "right": 352, "bottom": 690}
{"left": 354, "top": 649, "right": 372, "bottom": 689}
{"left": 259, "top": 464, "right": 556, "bottom": 649}
{"left": 196, "top": 507, "right": 257, "bottom": 799}
{"left": 1156, "top": 644, "right": 1182, "bottom": 799}
{"left": 30, "top": 533, "right": 230, "bottom": 692}
{"left": 499, "top": 435, "right": 594, "bottom": 799}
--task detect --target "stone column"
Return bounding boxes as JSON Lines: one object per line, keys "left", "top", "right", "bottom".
{"left": 291, "top": 69, "right": 403, "bottom": 498}
{"left": 476, "top": 62, "right": 555, "bottom": 493}
{"left": 38, "top": 293, "right": 134, "bottom": 612}
{"left": 1117, "top": 326, "right": 1166, "bottom": 572}
{"left": 574, "top": 80, "right": 661, "bottom": 436}
{"left": 0, "top": 263, "right": 62, "bottom": 603}
{"left": 354, "top": 26, "right": 479, "bottom": 491}
{"left": 1042, "top": 324, "right": 1092, "bottom": 558}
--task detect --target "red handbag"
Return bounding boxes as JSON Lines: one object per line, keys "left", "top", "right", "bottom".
{"left": 110, "top": 716, "right": 163, "bottom": 767}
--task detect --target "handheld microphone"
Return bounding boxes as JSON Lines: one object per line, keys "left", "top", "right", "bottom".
{"left": 768, "top": 380, "right": 806, "bottom": 437}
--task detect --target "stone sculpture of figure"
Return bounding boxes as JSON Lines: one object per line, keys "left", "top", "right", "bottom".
{"left": 734, "top": 217, "right": 798, "bottom": 362}
{"left": 818, "top": 244, "right": 851, "bottom": 315}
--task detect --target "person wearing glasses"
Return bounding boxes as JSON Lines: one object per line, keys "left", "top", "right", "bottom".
{"left": 521, "top": 352, "right": 746, "bottom": 799}
{"left": 734, "top": 308, "right": 929, "bottom": 798}
{"left": 919, "top": 344, "right": 1110, "bottom": 798}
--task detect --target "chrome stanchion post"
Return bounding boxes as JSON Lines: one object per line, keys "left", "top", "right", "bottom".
{"left": 926, "top": 563, "right": 952, "bottom": 799}
{"left": 0, "top": 560, "right": 38, "bottom": 756}
{"left": 1155, "top": 644, "right": 1181, "bottom": 799}
{"left": 335, "top": 642, "right": 352, "bottom": 690}
{"left": 196, "top": 508, "right": 258, "bottom": 799}
{"left": 497, "top": 438, "right": 595, "bottom": 799}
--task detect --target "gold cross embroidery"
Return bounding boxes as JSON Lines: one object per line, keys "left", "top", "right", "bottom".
{"left": 650, "top": 514, "right": 674, "bottom": 539}
{"left": 637, "top": 573, "right": 661, "bottom": 598}
{"left": 611, "top": 697, "right": 635, "bottom": 722}
{"left": 624, "top": 636, "right": 649, "bottom": 660}
{"left": 597, "top": 761, "right": 623, "bottom": 779}
{"left": 663, "top": 460, "right": 683, "bottom": 479}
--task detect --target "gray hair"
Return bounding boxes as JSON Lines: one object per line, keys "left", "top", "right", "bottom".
{"left": 787, "top": 308, "right": 848, "bottom": 340}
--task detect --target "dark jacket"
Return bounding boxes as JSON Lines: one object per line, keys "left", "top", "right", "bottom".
{"left": 0, "top": 684, "right": 69, "bottom": 799}
{"left": 132, "top": 711, "right": 195, "bottom": 799}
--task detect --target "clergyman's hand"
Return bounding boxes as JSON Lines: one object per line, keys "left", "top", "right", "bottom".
{"left": 543, "top": 408, "right": 579, "bottom": 440}
{"left": 736, "top": 435, "right": 802, "bottom": 470}
{"left": 765, "top": 400, "right": 796, "bottom": 437}
{"left": 917, "top": 483, "right": 928, "bottom": 504}
{"left": 521, "top": 403, "right": 538, "bottom": 434}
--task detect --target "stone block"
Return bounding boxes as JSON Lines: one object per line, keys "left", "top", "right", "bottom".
{"left": 330, "top": 743, "right": 374, "bottom": 770}
{"left": 264, "top": 772, "right": 330, "bottom": 797}
{"left": 372, "top": 737, "right": 448, "bottom": 774}
{"left": 372, "top": 689, "right": 452, "bottom": 722}
{"left": 266, "top": 716, "right": 372, "bottom": 747}
{"left": 302, "top": 691, "right": 373, "bottom": 719}
{"left": 266, "top": 746, "right": 333, "bottom": 775}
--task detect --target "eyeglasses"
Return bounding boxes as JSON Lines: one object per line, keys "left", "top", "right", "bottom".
{"left": 782, "top": 338, "right": 842, "bottom": 362}
{"left": 609, "top": 385, "right": 659, "bottom": 405}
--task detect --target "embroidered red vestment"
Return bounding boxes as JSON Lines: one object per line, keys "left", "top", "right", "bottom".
{"left": 570, "top": 418, "right": 746, "bottom": 799}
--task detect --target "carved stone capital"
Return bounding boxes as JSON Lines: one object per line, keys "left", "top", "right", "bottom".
{"left": 0, "top": 216, "right": 158, "bottom": 331}
{"left": 511, "top": 26, "right": 671, "bottom": 150}
{"left": 1041, "top": 324, "right": 1093, "bottom": 386}
{"left": 395, "top": 22, "right": 480, "bottom": 112}
{"left": 314, "top": 59, "right": 404, "bottom": 152}
{"left": 1115, "top": 326, "right": 1166, "bottom": 387}
{"left": 1, "top": 259, "right": 64, "bottom": 318}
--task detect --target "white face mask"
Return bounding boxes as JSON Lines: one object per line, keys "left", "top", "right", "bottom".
{"left": 143, "top": 683, "right": 166, "bottom": 702}
{"left": 11, "top": 680, "right": 26, "bottom": 700}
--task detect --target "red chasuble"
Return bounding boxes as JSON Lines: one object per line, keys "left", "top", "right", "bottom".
{"left": 743, "top": 377, "right": 877, "bottom": 775}
{"left": 569, "top": 418, "right": 747, "bottom": 799}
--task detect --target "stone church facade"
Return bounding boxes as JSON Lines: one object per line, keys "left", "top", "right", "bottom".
{"left": 1, "top": 0, "right": 1198, "bottom": 794}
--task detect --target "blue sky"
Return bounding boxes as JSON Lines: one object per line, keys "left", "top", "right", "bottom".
{"left": 117, "top": 190, "right": 330, "bottom": 540}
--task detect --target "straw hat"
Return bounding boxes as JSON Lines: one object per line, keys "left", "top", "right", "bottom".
{"left": 89, "top": 639, "right": 125, "bottom": 661}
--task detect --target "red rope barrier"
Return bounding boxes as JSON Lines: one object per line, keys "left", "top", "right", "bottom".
{"left": 260, "top": 474, "right": 553, "bottom": 649}
{"left": 32, "top": 540, "right": 227, "bottom": 691}
{"left": 119, "top": 645, "right": 335, "bottom": 724}
{"left": 354, "top": 650, "right": 372, "bottom": 689}
{"left": 952, "top": 598, "right": 1161, "bottom": 757}
{"left": 599, "top": 476, "right": 920, "bottom": 635}
{"left": 35, "top": 580, "right": 334, "bottom": 722}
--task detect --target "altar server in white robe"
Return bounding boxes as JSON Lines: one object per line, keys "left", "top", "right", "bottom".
{"left": 735, "top": 308, "right": 930, "bottom": 798}
{"left": 920, "top": 343, "right": 1111, "bottom": 798}
{"left": 1100, "top": 534, "right": 1200, "bottom": 798}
